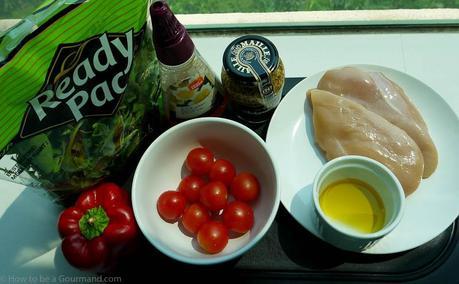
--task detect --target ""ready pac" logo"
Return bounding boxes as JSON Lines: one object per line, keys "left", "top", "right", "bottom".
{"left": 19, "top": 29, "right": 141, "bottom": 138}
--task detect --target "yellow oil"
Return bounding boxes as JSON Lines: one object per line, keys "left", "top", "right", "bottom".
{"left": 319, "top": 179, "right": 385, "bottom": 234}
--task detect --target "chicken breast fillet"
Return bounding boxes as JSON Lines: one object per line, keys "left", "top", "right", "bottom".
{"left": 308, "top": 89, "right": 424, "bottom": 196}
{"left": 317, "top": 67, "right": 437, "bottom": 178}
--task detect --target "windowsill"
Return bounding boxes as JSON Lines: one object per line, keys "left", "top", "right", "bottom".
{"left": 177, "top": 9, "right": 459, "bottom": 29}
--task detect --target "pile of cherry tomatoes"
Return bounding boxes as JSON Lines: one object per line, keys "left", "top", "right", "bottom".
{"left": 156, "top": 147, "right": 260, "bottom": 254}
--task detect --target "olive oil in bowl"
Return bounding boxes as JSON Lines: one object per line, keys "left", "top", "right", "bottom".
{"left": 319, "top": 179, "right": 385, "bottom": 234}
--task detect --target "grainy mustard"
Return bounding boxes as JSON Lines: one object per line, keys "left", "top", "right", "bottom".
{"left": 221, "top": 35, "right": 285, "bottom": 123}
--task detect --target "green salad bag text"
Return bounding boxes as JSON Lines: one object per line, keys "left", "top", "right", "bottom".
{"left": 0, "top": 0, "right": 161, "bottom": 195}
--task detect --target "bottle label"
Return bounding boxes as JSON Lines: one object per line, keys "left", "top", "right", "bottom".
{"left": 167, "top": 74, "right": 216, "bottom": 119}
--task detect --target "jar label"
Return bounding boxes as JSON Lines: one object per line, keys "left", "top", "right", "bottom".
{"left": 167, "top": 75, "right": 217, "bottom": 119}
{"left": 231, "top": 41, "right": 278, "bottom": 109}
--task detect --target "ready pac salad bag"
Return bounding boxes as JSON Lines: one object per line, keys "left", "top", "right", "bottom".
{"left": 0, "top": 0, "right": 161, "bottom": 196}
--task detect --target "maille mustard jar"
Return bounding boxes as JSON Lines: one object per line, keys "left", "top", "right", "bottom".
{"left": 222, "top": 35, "right": 285, "bottom": 124}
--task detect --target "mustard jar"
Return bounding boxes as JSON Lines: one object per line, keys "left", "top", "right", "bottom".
{"left": 221, "top": 35, "right": 285, "bottom": 124}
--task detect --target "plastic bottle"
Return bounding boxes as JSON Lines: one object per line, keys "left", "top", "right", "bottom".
{"left": 149, "top": 1, "right": 223, "bottom": 124}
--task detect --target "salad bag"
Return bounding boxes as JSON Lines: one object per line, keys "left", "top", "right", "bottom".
{"left": 0, "top": 0, "right": 161, "bottom": 195}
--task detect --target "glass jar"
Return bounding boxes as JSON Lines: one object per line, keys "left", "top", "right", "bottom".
{"left": 221, "top": 35, "right": 285, "bottom": 124}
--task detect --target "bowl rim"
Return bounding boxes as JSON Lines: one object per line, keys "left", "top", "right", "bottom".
{"left": 312, "top": 155, "right": 406, "bottom": 240}
{"left": 131, "top": 117, "right": 281, "bottom": 265}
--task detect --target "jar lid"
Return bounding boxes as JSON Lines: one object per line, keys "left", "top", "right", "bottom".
{"left": 222, "top": 35, "right": 279, "bottom": 82}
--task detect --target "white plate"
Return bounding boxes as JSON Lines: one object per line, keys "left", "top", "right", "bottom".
{"left": 266, "top": 64, "right": 459, "bottom": 254}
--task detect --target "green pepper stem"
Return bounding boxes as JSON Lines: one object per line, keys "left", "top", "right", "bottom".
{"left": 79, "top": 206, "right": 110, "bottom": 240}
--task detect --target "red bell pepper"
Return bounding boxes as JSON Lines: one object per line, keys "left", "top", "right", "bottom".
{"left": 58, "top": 183, "right": 137, "bottom": 269}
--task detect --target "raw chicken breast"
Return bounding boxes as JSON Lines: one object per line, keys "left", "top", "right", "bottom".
{"left": 308, "top": 89, "right": 424, "bottom": 196}
{"left": 317, "top": 67, "right": 437, "bottom": 178}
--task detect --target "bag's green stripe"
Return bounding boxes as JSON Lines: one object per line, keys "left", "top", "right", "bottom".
{"left": 0, "top": 33, "right": 144, "bottom": 139}
{"left": 105, "top": 3, "right": 147, "bottom": 31}
{"left": 0, "top": 0, "right": 141, "bottom": 114}
{"left": 0, "top": 5, "right": 142, "bottom": 144}
{"left": 0, "top": 13, "right": 147, "bottom": 149}
{"left": 0, "top": 0, "right": 142, "bottom": 88}
{"left": 0, "top": 16, "right": 146, "bottom": 146}
{"left": 0, "top": 0, "right": 104, "bottom": 128}
{"left": 0, "top": 0, "right": 141, "bottom": 105}
{"left": 110, "top": 3, "right": 146, "bottom": 30}
{"left": 0, "top": 0, "right": 147, "bottom": 149}
{"left": 0, "top": 2, "right": 81, "bottom": 68}
{"left": 0, "top": 0, "right": 145, "bottom": 108}
{"left": 0, "top": 0, "right": 109, "bottom": 98}
{"left": 0, "top": 5, "right": 144, "bottom": 131}
{"left": 0, "top": 2, "right": 94, "bottom": 82}
{"left": 0, "top": 0, "right": 109, "bottom": 84}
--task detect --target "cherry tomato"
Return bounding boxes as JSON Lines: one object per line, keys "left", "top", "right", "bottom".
{"left": 197, "top": 221, "right": 228, "bottom": 254}
{"left": 186, "top": 147, "right": 214, "bottom": 175}
{"left": 209, "top": 159, "right": 236, "bottom": 187}
{"left": 200, "top": 181, "right": 228, "bottom": 211}
{"left": 223, "top": 201, "right": 254, "bottom": 234}
{"left": 231, "top": 172, "right": 260, "bottom": 202}
{"left": 156, "top": 191, "right": 186, "bottom": 222}
{"left": 181, "top": 203, "right": 210, "bottom": 235}
{"left": 178, "top": 175, "right": 206, "bottom": 202}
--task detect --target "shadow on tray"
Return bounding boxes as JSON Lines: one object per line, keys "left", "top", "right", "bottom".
{"left": 277, "top": 204, "right": 405, "bottom": 269}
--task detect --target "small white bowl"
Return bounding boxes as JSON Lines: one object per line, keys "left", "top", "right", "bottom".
{"left": 132, "top": 117, "right": 280, "bottom": 265}
{"left": 312, "top": 155, "right": 405, "bottom": 251}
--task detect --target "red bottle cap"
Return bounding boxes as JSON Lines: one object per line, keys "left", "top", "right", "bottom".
{"left": 150, "top": 1, "right": 195, "bottom": 66}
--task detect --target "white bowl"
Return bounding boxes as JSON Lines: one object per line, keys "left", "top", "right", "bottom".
{"left": 132, "top": 117, "right": 280, "bottom": 265}
{"left": 312, "top": 155, "right": 405, "bottom": 251}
